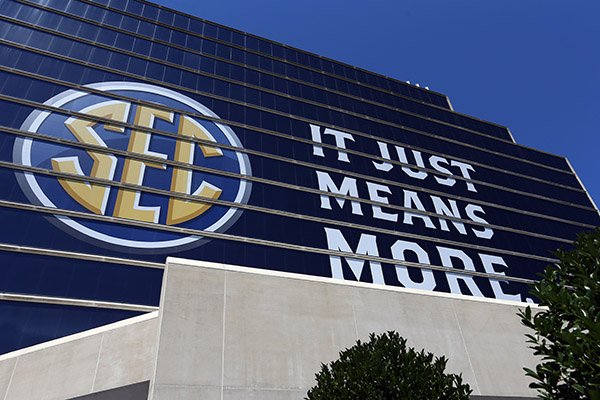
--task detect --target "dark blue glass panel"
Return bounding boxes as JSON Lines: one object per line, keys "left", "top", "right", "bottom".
{"left": 0, "top": 301, "right": 143, "bottom": 354}
{"left": 0, "top": 251, "right": 162, "bottom": 305}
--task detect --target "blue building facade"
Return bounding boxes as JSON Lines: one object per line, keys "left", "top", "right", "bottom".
{"left": 0, "top": 0, "right": 598, "bottom": 354}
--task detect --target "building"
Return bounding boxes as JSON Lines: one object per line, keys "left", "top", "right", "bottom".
{"left": 0, "top": 0, "right": 598, "bottom": 399}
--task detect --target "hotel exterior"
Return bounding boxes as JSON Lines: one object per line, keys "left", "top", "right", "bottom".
{"left": 0, "top": 0, "right": 597, "bottom": 398}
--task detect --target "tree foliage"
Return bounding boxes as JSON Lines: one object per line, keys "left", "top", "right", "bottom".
{"left": 519, "top": 229, "right": 600, "bottom": 400}
{"left": 305, "top": 331, "right": 471, "bottom": 400}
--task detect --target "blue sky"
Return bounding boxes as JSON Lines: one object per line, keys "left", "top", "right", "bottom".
{"left": 156, "top": 0, "right": 600, "bottom": 209}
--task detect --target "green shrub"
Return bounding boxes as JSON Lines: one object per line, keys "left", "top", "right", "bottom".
{"left": 305, "top": 331, "right": 471, "bottom": 400}
{"left": 519, "top": 229, "right": 600, "bottom": 400}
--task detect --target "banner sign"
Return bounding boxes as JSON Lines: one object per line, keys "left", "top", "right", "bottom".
{"left": 2, "top": 80, "right": 597, "bottom": 303}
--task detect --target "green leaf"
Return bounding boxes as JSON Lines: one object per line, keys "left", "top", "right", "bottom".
{"left": 305, "top": 331, "right": 472, "bottom": 400}
{"left": 518, "top": 228, "right": 600, "bottom": 400}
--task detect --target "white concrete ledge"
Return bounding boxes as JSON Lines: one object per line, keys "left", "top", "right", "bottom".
{"left": 0, "top": 311, "right": 158, "bottom": 362}
{"left": 166, "top": 257, "right": 544, "bottom": 309}
{"left": 0, "top": 312, "right": 159, "bottom": 400}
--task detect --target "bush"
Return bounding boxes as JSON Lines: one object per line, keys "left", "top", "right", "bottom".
{"left": 305, "top": 331, "right": 472, "bottom": 400}
{"left": 519, "top": 229, "right": 600, "bottom": 400}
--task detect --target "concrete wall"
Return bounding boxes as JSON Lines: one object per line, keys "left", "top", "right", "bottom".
{"left": 149, "top": 258, "right": 540, "bottom": 399}
{"left": 0, "top": 312, "right": 158, "bottom": 400}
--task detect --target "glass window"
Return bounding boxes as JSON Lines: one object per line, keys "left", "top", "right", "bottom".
{"left": 49, "top": 36, "right": 74, "bottom": 56}
{"left": 107, "top": 52, "right": 129, "bottom": 71}
{"left": 132, "top": 37, "right": 151, "bottom": 56}
{"left": 216, "top": 44, "right": 231, "bottom": 59}
{"left": 163, "top": 66, "right": 182, "bottom": 86}
{"left": 65, "top": 0, "right": 88, "bottom": 16}
{"left": 96, "top": 28, "right": 118, "bottom": 47}
{"left": 272, "top": 60, "right": 286, "bottom": 76}
{"left": 230, "top": 65, "right": 244, "bottom": 81}
{"left": 217, "top": 27, "right": 232, "bottom": 43}
{"left": 68, "top": 42, "right": 91, "bottom": 60}
{"left": 245, "top": 36, "right": 259, "bottom": 51}
{"left": 157, "top": 8, "right": 175, "bottom": 25}
{"left": 203, "top": 23, "right": 217, "bottom": 38}
{"left": 102, "top": 10, "right": 123, "bottom": 28}
{"left": 173, "top": 13, "right": 189, "bottom": 30}
{"left": 189, "top": 18, "right": 205, "bottom": 34}
{"left": 272, "top": 44, "right": 285, "bottom": 59}
{"left": 78, "top": 23, "right": 99, "bottom": 42}
{"left": 283, "top": 48, "right": 296, "bottom": 63}
{"left": 258, "top": 56, "right": 273, "bottom": 71}
{"left": 124, "top": 0, "right": 143, "bottom": 15}
{"left": 166, "top": 47, "right": 184, "bottom": 65}
{"left": 213, "top": 79, "right": 229, "bottom": 97}
{"left": 182, "top": 52, "right": 199, "bottom": 69}
{"left": 231, "top": 48, "right": 245, "bottom": 63}
{"left": 201, "top": 40, "right": 217, "bottom": 55}
{"left": 181, "top": 70, "right": 198, "bottom": 89}
{"left": 56, "top": 16, "right": 79, "bottom": 36}
{"left": 154, "top": 25, "right": 171, "bottom": 41}
{"left": 145, "top": 62, "right": 165, "bottom": 81}
{"left": 127, "top": 57, "right": 147, "bottom": 75}
{"left": 186, "top": 35, "right": 202, "bottom": 50}
{"left": 137, "top": 20, "right": 155, "bottom": 38}
{"left": 245, "top": 52, "right": 259, "bottom": 68}
{"left": 244, "top": 69, "right": 260, "bottom": 86}
{"left": 115, "top": 32, "right": 135, "bottom": 51}
{"left": 230, "top": 31, "right": 244, "bottom": 47}
{"left": 121, "top": 15, "right": 140, "bottom": 32}
{"left": 140, "top": 4, "right": 159, "bottom": 21}
{"left": 149, "top": 42, "right": 168, "bottom": 60}
{"left": 215, "top": 61, "right": 230, "bottom": 78}
{"left": 170, "top": 29, "right": 186, "bottom": 46}
{"left": 199, "top": 57, "right": 216, "bottom": 74}
{"left": 83, "top": 5, "right": 106, "bottom": 23}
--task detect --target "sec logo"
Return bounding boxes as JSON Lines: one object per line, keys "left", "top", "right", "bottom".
{"left": 13, "top": 82, "right": 251, "bottom": 252}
